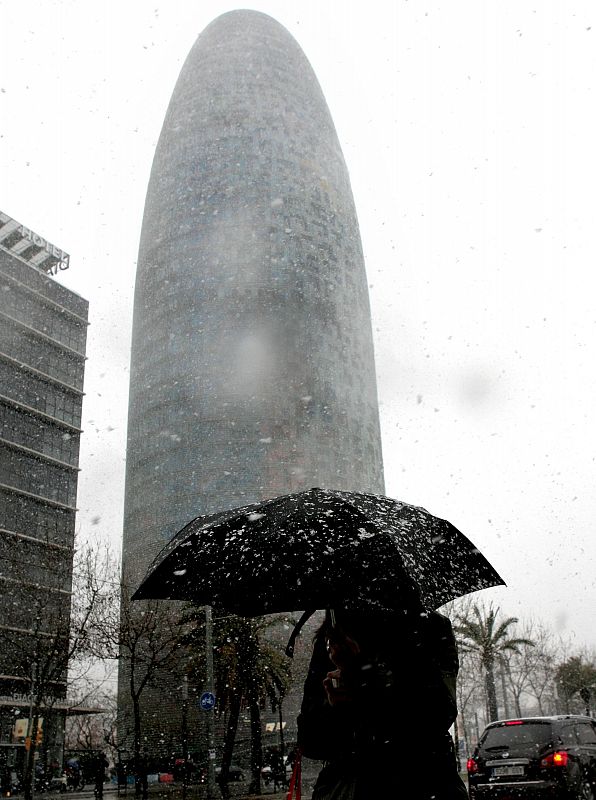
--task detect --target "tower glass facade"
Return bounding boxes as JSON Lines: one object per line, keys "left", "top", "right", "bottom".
{"left": 120, "top": 10, "right": 385, "bottom": 757}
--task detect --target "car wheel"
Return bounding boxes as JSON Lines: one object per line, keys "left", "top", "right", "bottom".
{"left": 577, "top": 778, "right": 595, "bottom": 800}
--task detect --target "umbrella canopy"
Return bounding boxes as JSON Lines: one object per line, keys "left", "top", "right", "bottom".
{"left": 132, "top": 488, "right": 504, "bottom": 614}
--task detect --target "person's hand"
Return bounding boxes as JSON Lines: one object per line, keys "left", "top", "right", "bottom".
{"left": 326, "top": 630, "right": 360, "bottom": 671}
{"left": 323, "top": 668, "right": 353, "bottom": 706}
{"left": 323, "top": 629, "right": 362, "bottom": 705}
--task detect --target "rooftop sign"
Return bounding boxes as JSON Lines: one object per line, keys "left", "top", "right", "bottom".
{"left": 0, "top": 210, "right": 70, "bottom": 275}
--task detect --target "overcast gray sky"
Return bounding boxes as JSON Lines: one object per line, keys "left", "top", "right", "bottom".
{"left": 2, "top": 1, "right": 596, "bottom": 647}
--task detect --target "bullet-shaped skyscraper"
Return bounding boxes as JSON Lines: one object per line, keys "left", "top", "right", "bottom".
{"left": 121, "top": 9, "right": 384, "bottom": 751}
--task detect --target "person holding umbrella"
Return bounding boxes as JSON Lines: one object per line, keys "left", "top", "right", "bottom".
{"left": 297, "top": 604, "right": 468, "bottom": 799}
{"left": 133, "top": 487, "right": 502, "bottom": 797}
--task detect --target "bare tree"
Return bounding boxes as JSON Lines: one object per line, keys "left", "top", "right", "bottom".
{"left": 455, "top": 647, "right": 485, "bottom": 755}
{"left": 504, "top": 619, "right": 560, "bottom": 716}
{"left": 441, "top": 596, "right": 485, "bottom": 755}
{"left": 64, "top": 671, "right": 118, "bottom": 762}
{"left": 90, "top": 570, "right": 182, "bottom": 796}
{"left": 0, "top": 541, "right": 114, "bottom": 800}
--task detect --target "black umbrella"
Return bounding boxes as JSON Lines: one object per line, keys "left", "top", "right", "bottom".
{"left": 132, "top": 487, "right": 504, "bottom": 616}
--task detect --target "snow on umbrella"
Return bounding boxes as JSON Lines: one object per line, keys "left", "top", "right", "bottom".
{"left": 132, "top": 487, "right": 504, "bottom": 614}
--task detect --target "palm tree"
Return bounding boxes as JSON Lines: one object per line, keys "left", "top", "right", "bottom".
{"left": 454, "top": 603, "right": 533, "bottom": 722}
{"left": 181, "top": 608, "right": 291, "bottom": 798}
{"left": 223, "top": 614, "right": 290, "bottom": 795}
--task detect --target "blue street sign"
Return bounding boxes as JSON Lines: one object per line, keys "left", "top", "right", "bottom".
{"left": 199, "top": 691, "right": 216, "bottom": 711}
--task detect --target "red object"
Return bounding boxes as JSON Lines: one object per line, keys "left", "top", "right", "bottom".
{"left": 286, "top": 748, "right": 302, "bottom": 800}
{"left": 466, "top": 758, "right": 478, "bottom": 774}
{"left": 504, "top": 720, "right": 524, "bottom": 725}
{"left": 158, "top": 774, "right": 174, "bottom": 783}
{"left": 541, "top": 751, "right": 569, "bottom": 767}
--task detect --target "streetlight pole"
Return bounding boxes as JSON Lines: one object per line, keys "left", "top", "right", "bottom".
{"left": 25, "top": 661, "right": 38, "bottom": 800}
{"left": 205, "top": 606, "right": 217, "bottom": 800}
{"left": 181, "top": 675, "right": 188, "bottom": 800}
{"left": 278, "top": 700, "right": 286, "bottom": 788}
{"left": 499, "top": 657, "right": 510, "bottom": 719}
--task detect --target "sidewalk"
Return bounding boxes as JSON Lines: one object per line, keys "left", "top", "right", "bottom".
{"left": 45, "top": 769, "right": 467, "bottom": 800}
{"left": 69, "top": 783, "right": 293, "bottom": 800}
{"left": 59, "top": 771, "right": 469, "bottom": 800}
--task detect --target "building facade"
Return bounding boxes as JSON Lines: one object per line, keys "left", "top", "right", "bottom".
{"left": 0, "top": 210, "right": 88, "bottom": 777}
{"left": 119, "top": 10, "right": 385, "bottom": 758}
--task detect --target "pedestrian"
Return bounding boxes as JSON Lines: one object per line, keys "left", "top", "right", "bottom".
{"left": 94, "top": 753, "right": 108, "bottom": 800}
{"left": 137, "top": 749, "right": 149, "bottom": 800}
{"left": 1, "top": 767, "right": 12, "bottom": 797}
{"left": 270, "top": 748, "right": 285, "bottom": 791}
{"left": 297, "top": 605, "right": 468, "bottom": 799}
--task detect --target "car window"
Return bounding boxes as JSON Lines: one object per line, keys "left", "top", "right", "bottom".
{"left": 560, "top": 724, "right": 577, "bottom": 746}
{"left": 577, "top": 723, "right": 596, "bottom": 745}
{"left": 481, "top": 723, "right": 551, "bottom": 750}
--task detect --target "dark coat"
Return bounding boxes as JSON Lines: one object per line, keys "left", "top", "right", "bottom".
{"left": 297, "top": 611, "right": 468, "bottom": 799}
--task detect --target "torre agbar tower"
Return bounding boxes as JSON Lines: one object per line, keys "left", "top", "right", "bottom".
{"left": 120, "top": 10, "right": 384, "bottom": 753}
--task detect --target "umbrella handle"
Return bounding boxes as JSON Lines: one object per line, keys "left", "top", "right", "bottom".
{"left": 285, "top": 610, "right": 316, "bottom": 658}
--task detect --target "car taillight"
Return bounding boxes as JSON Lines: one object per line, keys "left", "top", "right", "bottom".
{"left": 467, "top": 758, "right": 479, "bottom": 774}
{"left": 541, "top": 751, "right": 569, "bottom": 767}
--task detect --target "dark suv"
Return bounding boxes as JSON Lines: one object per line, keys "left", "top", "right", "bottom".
{"left": 467, "top": 716, "right": 596, "bottom": 799}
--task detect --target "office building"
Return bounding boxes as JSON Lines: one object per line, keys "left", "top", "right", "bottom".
{"left": 0, "top": 210, "right": 88, "bottom": 775}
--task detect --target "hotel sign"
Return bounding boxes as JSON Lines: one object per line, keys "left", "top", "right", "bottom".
{"left": 0, "top": 210, "right": 70, "bottom": 275}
